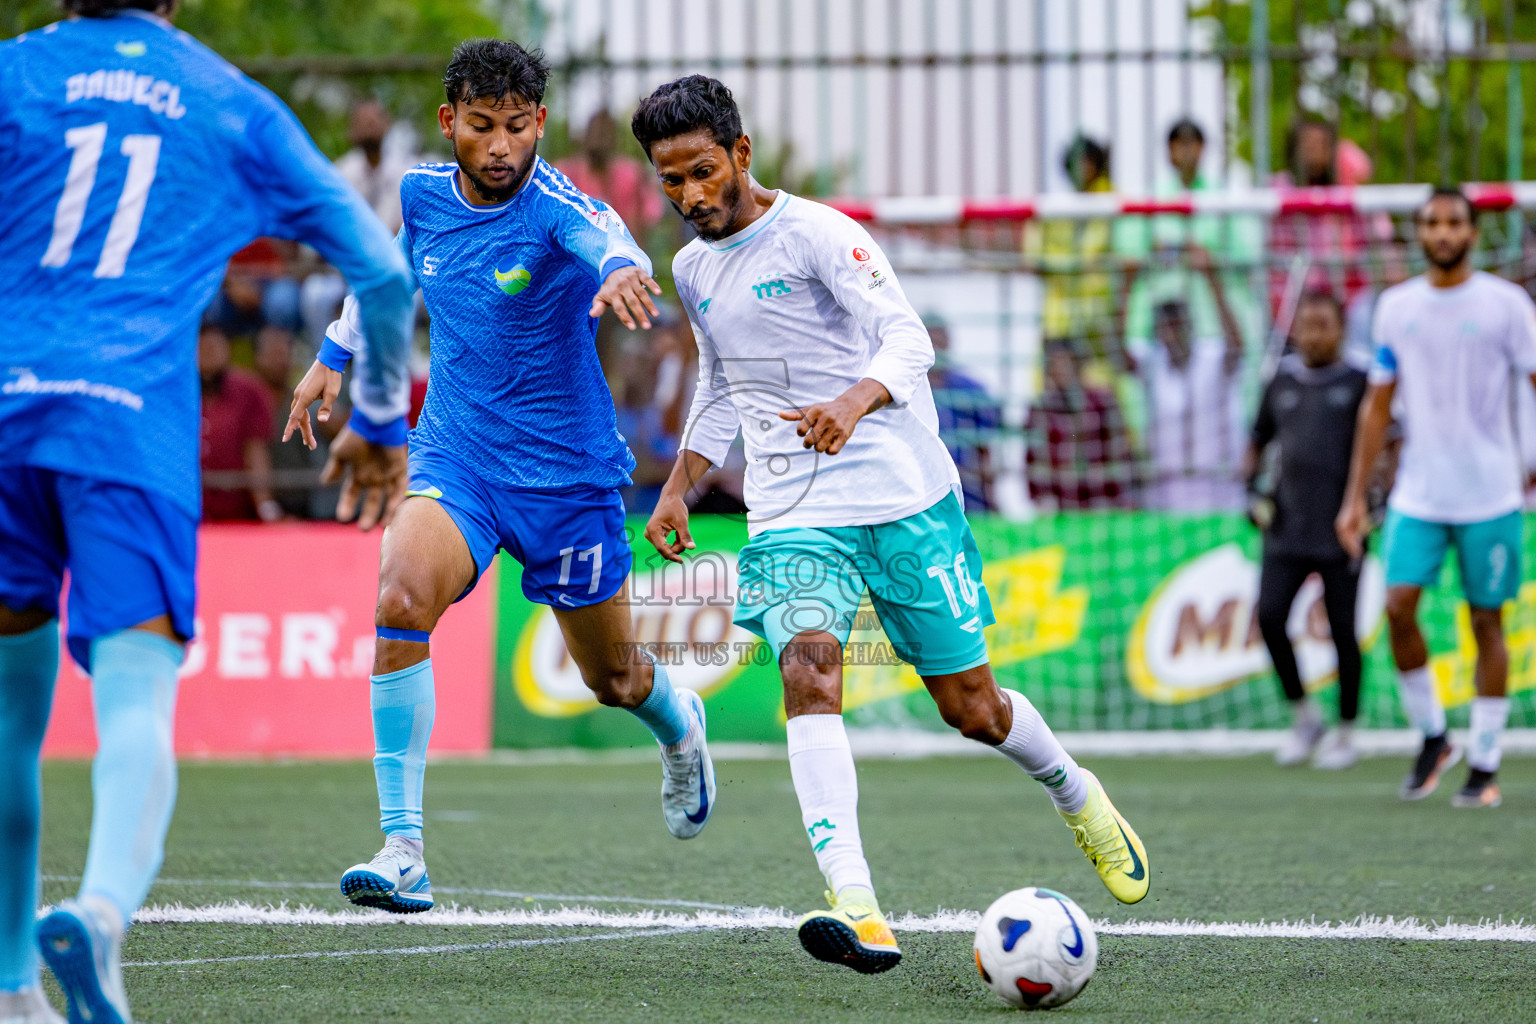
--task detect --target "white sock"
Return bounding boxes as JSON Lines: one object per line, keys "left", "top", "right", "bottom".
{"left": 1397, "top": 666, "right": 1445, "bottom": 738}
{"left": 996, "top": 690, "right": 1087, "bottom": 815}
{"left": 1468, "top": 696, "right": 1510, "bottom": 773}
{"left": 786, "top": 715, "right": 874, "bottom": 899}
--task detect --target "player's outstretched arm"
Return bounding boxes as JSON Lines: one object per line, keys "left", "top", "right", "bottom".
{"left": 590, "top": 265, "right": 663, "bottom": 330}
{"left": 779, "top": 378, "right": 893, "bottom": 455}
{"left": 646, "top": 450, "right": 715, "bottom": 563}
{"left": 1336, "top": 380, "right": 1394, "bottom": 559}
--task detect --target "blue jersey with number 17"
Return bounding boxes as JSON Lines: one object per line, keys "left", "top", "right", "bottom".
{"left": 0, "top": 11, "right": 412, "bottom": 519}
{"left": 327, "top": 157, "right": 650, "bottom": 492}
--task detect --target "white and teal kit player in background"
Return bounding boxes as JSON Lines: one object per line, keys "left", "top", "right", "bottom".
{"left": 0, "top": 3, "right": 415, "bottom": 1022}
{"left": 284, "top": 40, "right": 716, "bottom": 916}
{"left": 633, "top": 76, "right": 1150, "bottom": 977}
{"left": 1339, "top": 187, "right": 1536, "bottom": 809}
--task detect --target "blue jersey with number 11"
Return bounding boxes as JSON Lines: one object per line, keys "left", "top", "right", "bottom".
{"left": 0, "top": 11, "right": 411, "bottom": 519}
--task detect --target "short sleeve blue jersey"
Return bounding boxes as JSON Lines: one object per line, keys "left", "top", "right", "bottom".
{"left": 0, "top": 11, "right": 412, "bottom": 518}
{"left": 326, "top": 157, "right": 647, "bottom": 491}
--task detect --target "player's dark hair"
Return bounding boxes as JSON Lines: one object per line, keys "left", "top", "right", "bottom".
{"left": 1062, "top": 134, "right": 1109, "bottom": 180}
{"left": 1418, "top": 185, "right": 1476, "bottom": 224}
{"left": 442, "top": 38, "right": 550, "bottom": 109}
{"left": 631, "top": 75, "right": 744, "bottom": 159}
{"left": 60, "top": 0, "right": 169, "bottom": 15}
{"left": 1296, "top": 289, "right": 1344, "bottom": 324}
{"left": 1168, "top": 118, "right": 1204, "bottom": 146}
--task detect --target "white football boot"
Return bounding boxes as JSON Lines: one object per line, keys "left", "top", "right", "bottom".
{"left": 0, "top": 986, "right": 65, "bottom": 1024}
{"left": 1274, "top": 716, "right": 1325, "bottom": 767}
{"left": 340, "top": 835, "right": 433, "bottom": 913}
{"left": 660, "top": 688, "right": 716, "bottom": 839}
{"left": 1311, "top": 727, "right": 1359, "bottom": 770}
{"left": 35, "top": 896, "right": 129, "bottom": 1024}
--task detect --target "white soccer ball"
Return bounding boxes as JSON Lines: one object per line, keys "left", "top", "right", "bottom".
{"left": 973, "top": 887, "right": 1098, "bottom": 1009}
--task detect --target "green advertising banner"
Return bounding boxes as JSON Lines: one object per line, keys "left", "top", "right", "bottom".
{"left": 493, "top": 513, "right": 1536, "bottom": 748}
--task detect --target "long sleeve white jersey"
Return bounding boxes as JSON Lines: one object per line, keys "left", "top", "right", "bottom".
{"left": 673, "top": 190, "right": 960, "bottom": 535}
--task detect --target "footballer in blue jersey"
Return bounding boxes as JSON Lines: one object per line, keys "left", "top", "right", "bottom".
{"left": 0, "top": 2, "right": 414, "bottom": 1021}
{"left": 282, "top": 39, "right": 717, "bottom": 917}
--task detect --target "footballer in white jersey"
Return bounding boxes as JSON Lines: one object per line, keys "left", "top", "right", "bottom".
{"left": 632, "top": 74, "right": 1151, "bottom": 976}
{"left": 1339, "top": 187, "right": 1536, "bottom": 809}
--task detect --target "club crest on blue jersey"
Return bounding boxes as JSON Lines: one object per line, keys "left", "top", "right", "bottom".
{"left": 494, "top": 264, "right": 532, "bottom": 296}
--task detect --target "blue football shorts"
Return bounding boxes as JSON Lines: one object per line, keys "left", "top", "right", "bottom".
{"left": 405, "top": 444, "right": 631, "bottom": 609}
{"left": 0, "top": 466, "right": 197, "bottom": 671}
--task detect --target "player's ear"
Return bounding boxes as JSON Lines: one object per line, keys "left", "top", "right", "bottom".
{"left": 437, "top": 104, "right": 455, "bottom": 142}
{"left": 735, "top": 134, "right": 752, "bottom": 174}
{"left": 535, "top": 105, "right": 547, "bottom": 139}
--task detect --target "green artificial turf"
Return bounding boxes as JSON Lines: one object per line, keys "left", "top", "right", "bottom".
{"left": 34, "top": 753, "right": 1536, "bottom": 1022}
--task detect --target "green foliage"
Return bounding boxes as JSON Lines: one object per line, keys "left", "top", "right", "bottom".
{"left": 1194, "top": 0, "right": 1536, "bottom": 184}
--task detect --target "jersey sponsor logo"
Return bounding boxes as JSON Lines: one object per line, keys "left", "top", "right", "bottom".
{"left": 751, "top": 278, "right": 792, "bottom": 299}
{"left": 114, "top": 40, "right": 147, "bottom": 58}
{"left": 65, "top": 69, "right": 186, "bottom": 119}
{"left": 852, "top": 247, "right": 871, "bottom": 262}
{"left": 421, "top": 256, "right": 439, "bottom": 277}
{"left": 697, "top": 298, "right": 712, "bottom": 315}
{"left": 2, "top": 367, "right": 144, "bottom": 411}
{"left": 866, "top": 268, "right": 886, "bottom": 290}
{"left": 494, "top": 263, "right": 532, "bottom": 297}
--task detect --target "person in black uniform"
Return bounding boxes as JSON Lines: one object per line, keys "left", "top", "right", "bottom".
{"left": 1247, "top": 291, "right": 1369, "bottom": 769}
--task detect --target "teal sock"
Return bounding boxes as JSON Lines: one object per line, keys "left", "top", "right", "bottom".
{"left": 372, "top": 660, "right": 435, "bottom": 840}
{"left": 628, "top": 653, "right": 689, "bottom": 746}
{"left": 79, "top": 629, "right": 181, "bottom": 924}
{"left": 0, "top": 621, "right": 58, "bottom": 991}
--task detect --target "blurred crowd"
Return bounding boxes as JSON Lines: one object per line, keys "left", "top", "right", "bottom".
{"left": 198, "top": 102, "right": 1536, "bottom": 523}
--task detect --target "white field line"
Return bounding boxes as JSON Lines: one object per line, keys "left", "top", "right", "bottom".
{"left": 124, "top": 901, "right": 1536, "bottom": 943}
{"left": 124, "top": 926, "right": 690, "bottom": 967}
{"left": 42, "top": 875, "right": 744, "bottom": 912}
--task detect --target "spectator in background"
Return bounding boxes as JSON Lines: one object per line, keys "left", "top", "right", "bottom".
{"left": 1269, "top": 119, "right": 1396, "bottom": 313}
{"left": 332, "top": 98, "right": 417, "bottom": 234}
{"left": 1247, "top": 291, "right": 1368, "bottom": 770}
{"left": 1116, "top": 117, "right": 1264, "bottom": 439}
{"left": 204, "top": 237, "right": 303, "bottom": 345}
{"left": 1026, "top": 340, "right": 1135, "bottom": 509}
{"left": 1025, "top": 135, "right": 1126, "bottom": 390}
{"left": 1134, "top": 244, "right": 1248, "bottom": 510}
{"left": 303, "top": 99, "right": 423, "bottom": 351}
{"left": 557, "top": 109, "right": 663, "bottom": 242}
{"left": 927, "top": 319, "right": 1000, "bottom": 511}
{"left": 199, "top": 323, "right": 280, "bottom": 523}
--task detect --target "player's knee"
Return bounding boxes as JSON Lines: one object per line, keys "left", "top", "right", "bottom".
{"left": 1385, "top": 591, "right": 1419, "bottom": 629}
{"left": 375, "top": 583, "right": 437, "bottom": 635}
{"left": 1254, "top": 598, "right": 1290, "bottom": 637}
{"left": 1469, "top": 609, "right": 1504, "bottom": 642}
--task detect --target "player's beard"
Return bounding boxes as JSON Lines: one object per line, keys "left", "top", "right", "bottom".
{"left": 1424, "top": 237, "right": 1472, "bottom": 271}
{"left": 687, "top": 175, "right": 744, "bottom": 241}
{"left": 455, "top": 137, "right": 537, "bottom": 204}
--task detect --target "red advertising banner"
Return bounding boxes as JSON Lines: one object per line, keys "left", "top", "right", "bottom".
{"left": 42, "top": 524, "right": 495, "bottom": 758}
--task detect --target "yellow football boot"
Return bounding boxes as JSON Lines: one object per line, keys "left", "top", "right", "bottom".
{"left": 796, "top": 888, "right": 902, "bottom": 974}
{"left": 1059, "top": 769, "right": 1149, "bottom": 904}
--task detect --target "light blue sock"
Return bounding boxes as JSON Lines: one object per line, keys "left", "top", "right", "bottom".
{"left": 372, "top": 660, "right": 435, "bottom": 840}
{"left": 0, "top": 621, "right": 59, "bottom": 991}
{"left": 79, "top": 629, "right": 181, "bottom": 925}
{"left": 628, "top": 653, "right": 689, "bottom": 746}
